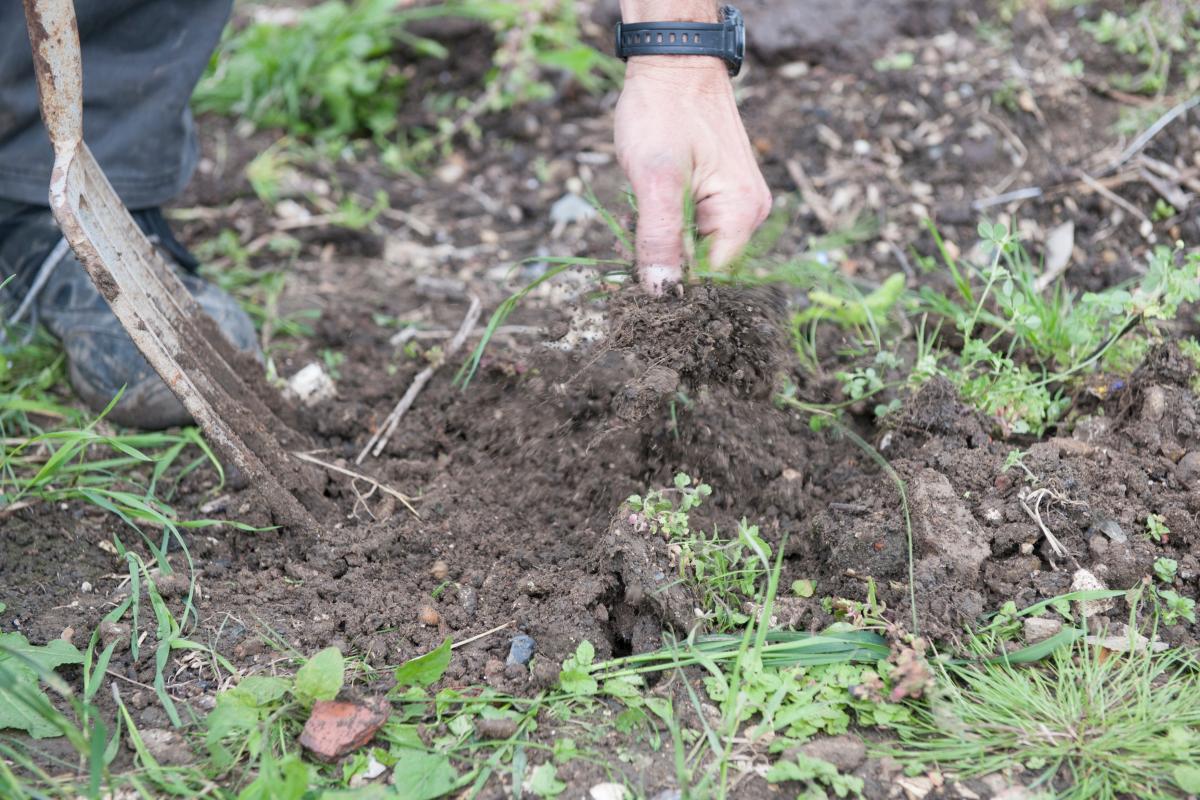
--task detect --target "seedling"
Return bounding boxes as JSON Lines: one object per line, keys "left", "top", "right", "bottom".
{"left": 1146, "top": 513, "right": 1170, "bottom": 542}
{"left": 1154, "top": 557, "right": 1178, "bottom": 584}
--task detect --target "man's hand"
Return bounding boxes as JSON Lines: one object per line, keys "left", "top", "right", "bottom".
{"left": 614, "top": 2, "right": 771, "bottom": 295}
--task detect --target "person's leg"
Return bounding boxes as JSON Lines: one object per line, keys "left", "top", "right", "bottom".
{"left": 0, "top": 0, "right": 260, "bottom": 430}
{"left": 0, "top": 0, "right": 233, "bottom": 207}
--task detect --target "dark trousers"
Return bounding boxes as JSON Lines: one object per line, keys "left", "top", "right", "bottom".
{"left": 0, "top": 0, "right": 232, "bottom": 208}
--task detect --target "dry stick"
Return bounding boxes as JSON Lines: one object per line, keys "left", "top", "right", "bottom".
{"left": 1104, "top": 95, "right": 1200, "bottom": 175}
{"left": 357, "top": 295, "right": 483, "bottom": 464}
{"left": 451, "top": 620, "right": 515, "bottom": 651}
{"left": 292, "top": 450, "right": 420, "bottom": 519}
{"left": 785, "top": 158, "right": 837, "bottom": 231}
{"left": 1074, "top": 169, "right": 1153, "bottom": 228}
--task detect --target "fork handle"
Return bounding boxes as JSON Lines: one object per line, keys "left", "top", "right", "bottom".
{"left": 22, "top": 0, "right": 84, "bottom": 152}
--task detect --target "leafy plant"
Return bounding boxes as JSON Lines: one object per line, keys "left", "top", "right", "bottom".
{"left": 194, "top": 0, "right": 437, "bottom": 141}
{"left": 1154, "top": 557, "right": 1178, "bottom": 584}
{"left": 628, "top": 474, "right": 774, "bottom": 629}
{"left": 1147, "top": 513, "right": 1170, "bottom": 542}
{"left": 1158, "top": 590, "right": 1196, "bottom": 625}
{"left": 0, "top": 633, "right": 83, "bottom": 738}
{"left": 766, "top": 753, "right": 864, "bottom": 798}
{"left": 1081, "top": 4, "right": 1200, "bottom": 96}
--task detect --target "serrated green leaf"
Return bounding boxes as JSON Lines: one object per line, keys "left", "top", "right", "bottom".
{"left": 0, "top": 632, "right": 83, "bottom": 672}
{"left": 294, "top": 647, "right": 344, "bottom": 706}
{"left": 234, "top": 675, "right": 290, "bottom": 706}
{"left": 391, "top": 750, "right": 458, "bottom": 800}
{"left": 0, "top": 662, "right": 61, "bottom": 738}
{"left": 527, "top": 762, "right": 567, "bottom": 797}
{"left": 394, "top": 638, "right": 452, "bottom": 688}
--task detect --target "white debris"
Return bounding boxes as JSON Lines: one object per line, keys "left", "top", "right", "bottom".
{"left": 549, "top": 192, "right": 596, "bottom": 235}
{"left": 1071, "top": 568, "right": 1115, "bottom": 617}
{"left": 589, "top": 783, "right": 630, "bottom": 800}
{"left": 285, "top": 363, "right": 336, "bottom": 407}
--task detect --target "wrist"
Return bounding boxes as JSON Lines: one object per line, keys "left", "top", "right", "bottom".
{"left": 618, "top": 1, "right": 719, "bottom": 23}
{"left": 625, "top": 55, "right": 732, "bottom": 88}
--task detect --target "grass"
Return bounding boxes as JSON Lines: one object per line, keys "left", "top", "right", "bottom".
{"left": 194, "top": 0, "right": 621, "bottom": 164}
{"left": 894, "top": 631, "right": 1200, "bottom": 798}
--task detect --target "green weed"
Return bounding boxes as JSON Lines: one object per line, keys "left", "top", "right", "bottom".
{"left": 628, "top": 474, "right": 773, "bottom": 630}
{"left": 1081, "top": 3, "right": 1200, "bottom": 96}
{"left": 195, "top": 0, "right": 619, "bottom": 163}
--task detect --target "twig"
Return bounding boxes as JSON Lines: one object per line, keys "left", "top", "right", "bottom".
{"left": 785, "top": 158, "right": 837, "bottom": 231}
{"left": 379, "top": 207, "right": 434, "bottom": 238}
{"left": 357, "top": 295, "right": 482, "bottom": 464}
{"left": 972, "top": 185, "right": 1043, "bottom": 211}
{"left": 1103, "top": 95, "right": 1200, "bottom": 175}
{"left": 451, "top": 620, "right": 515, "bottom": 650}
{"left": 389, "top": 323, "right": 542, "bottom": 347}
{"left": 292, "top": 451, "right": 420, "bottom": 519}
{"left": 1074, "top": 169, "right": 1153, "bottom": 229}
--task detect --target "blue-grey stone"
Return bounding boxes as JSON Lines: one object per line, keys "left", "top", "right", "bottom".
{"left": 506, "top": 634, "right": 536, "bottom": 666}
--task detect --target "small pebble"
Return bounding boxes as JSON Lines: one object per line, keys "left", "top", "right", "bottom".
{"left": 80, "top": 581, "right": 93, "bottom": 594}
{"left": 590, "top": 783, "right": 629, "bottom": 800}
{"left": 430, "top": 560, "right": 449, "bottom": 581}
{"left": 417, "top": 606, "right": 440, "bottom": 626}
{"left": 475, "top": 717, "right": 518, "bottom": 739}
{"left": 1023, "top": 617, "right": 1062, "bottom": 644}
{"left": 506, "top": 634, "right": 536, "bottom": 666}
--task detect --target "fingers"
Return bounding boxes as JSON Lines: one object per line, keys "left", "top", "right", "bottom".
{"left": 629, "top": 159, "right": 687, "bottom": 296}
{"left": 696, "top": 180, "right": 773, "bottom": 269}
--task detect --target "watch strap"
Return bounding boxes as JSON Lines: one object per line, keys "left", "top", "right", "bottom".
{"left": 615, "top": 5, "right": 744, "bottom": 75}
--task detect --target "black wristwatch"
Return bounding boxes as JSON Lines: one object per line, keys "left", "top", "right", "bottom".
{"left": 615, "top": 5, "right": 746, "bottom": 77}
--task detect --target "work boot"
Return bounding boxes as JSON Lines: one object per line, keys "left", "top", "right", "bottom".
{"left": 0, "top": 199, "right": 261, "bottom": 429}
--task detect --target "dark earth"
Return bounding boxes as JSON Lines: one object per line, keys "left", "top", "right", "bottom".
{"left": 4, "top": 0, "right": 1200, "bottom": 797}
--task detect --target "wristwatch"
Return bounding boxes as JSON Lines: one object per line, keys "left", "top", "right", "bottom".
{"left": 614, "top": 4, "right": 746, "bottom": 77}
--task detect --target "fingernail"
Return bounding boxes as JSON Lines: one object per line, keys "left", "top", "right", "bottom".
{"left": 640, "top": 264, "right": 681, "bottom": 296}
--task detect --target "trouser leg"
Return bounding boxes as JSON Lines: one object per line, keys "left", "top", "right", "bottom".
{"left": 0, "top": 0, "right": 233, "bottom": 208}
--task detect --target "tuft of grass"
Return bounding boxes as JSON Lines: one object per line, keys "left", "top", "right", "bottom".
{"left": 892, "top": 634, "right": 1200, "bottom": 799}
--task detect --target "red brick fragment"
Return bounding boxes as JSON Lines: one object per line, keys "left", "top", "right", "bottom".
{"left": 299, "top": 698, "right": 390, "bottom": 762}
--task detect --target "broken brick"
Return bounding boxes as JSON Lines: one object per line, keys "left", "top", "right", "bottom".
{"left": 299, "top": 697, "right": 389, "bottom": 762}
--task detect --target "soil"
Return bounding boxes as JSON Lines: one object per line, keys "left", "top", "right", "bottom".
{"left": 4, "top": 0, "right": 1200, "bottom": 797}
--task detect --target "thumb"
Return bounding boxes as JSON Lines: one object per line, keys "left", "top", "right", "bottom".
{"left": 630, "top": 163, "right": 687, "bottom": 295}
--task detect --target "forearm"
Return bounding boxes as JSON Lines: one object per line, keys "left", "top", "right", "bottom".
{"left": 618, "top": 0, "right": 719, "bottom": 23}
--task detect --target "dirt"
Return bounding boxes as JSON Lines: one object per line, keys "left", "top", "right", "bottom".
{"left": 5, "top": 0, "right": 1200, "bottom": 796}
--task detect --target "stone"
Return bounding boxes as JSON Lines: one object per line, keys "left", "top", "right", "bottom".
{"left": 284, "top": 363, "right": 336, "bottom": 407}
{"left": 1022, "top": 617, "right": 1062, "bottom": 644}
{"left": 137, "top": 728, "right": 194, "bottom": 765}
{"left": 590, "top": 784, "right": 629, "bottom": 800}
{"left": 1177, "top": 452, "right": 1200, "bottom": 487}
{"left": 299, "top": 698, "right": 389, "bottom": 762}
{"left": 506, "top": 634, "right": 536, "bottom": 666}
{"left": 475, "top": 717, "right": 519, "bottom": 739}
{"left": 790, "top": 734, "right": 866, "bottom": 772}
{"left": 1070, "top": 569, "right": 1115, "bottom": 617}
{"left": 910, "top": 469, "right": 991, "bottom": 581}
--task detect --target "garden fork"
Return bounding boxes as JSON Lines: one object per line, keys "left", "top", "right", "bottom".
{"left": 22, "top": 0, "right": 326, "bottom": 533}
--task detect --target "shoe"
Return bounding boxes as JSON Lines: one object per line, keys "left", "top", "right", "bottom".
{"left": 0, "top": 200, "right": 261, "bottom": 429}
